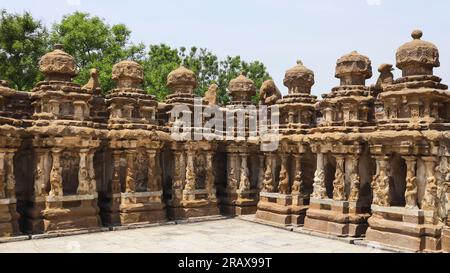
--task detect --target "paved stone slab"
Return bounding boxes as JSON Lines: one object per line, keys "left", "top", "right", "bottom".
{"left": 0, "top": 219, "right": 390, "bottom": 253}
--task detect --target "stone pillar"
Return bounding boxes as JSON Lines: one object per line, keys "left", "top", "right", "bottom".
{"left": 291, "top": 154, "right": 303, "bottom": 196}
{"left": 111, "top": 150, "right": 122, "bottom": 194}
{"left": 262, "top": 153, "right": 275, "bottom": 193}
{"left": 125, "top": 150, "right": 136, "bottom": 193}
{"left": 0, "top": 151, "right": 6, "bottom": 199}
{"left": 147, "top": 149, "right": 161, "bottom": 192}
{"left": 372, "top": 156, "right": 391, "bottom": 207}
{"left": 4, "top": 150, "right": 16, "bottom": 199}
{"left": 348, "top": 154, "right": 361, "bottom": 202}
{"left": 257, "top": 155, "right": 265, "bottom": 190}
{"left": 312, "top": 153, "right": 326, "bottom": 199}
{"left": 278, "top": 154, "right": 290, "bottom": 194}
{"left": 49, "top": 148, "right": 63, "bottom": 197}
{"left": 205, "top": 151, "right": 216, "bottom": 198}
{"left": 239, "top": 153, "right": 250, "bottom": 191}
{"left": 173, "top": 151, "right": 184, "bottom": 190}
{"left": 77, "top": 148, "right": 90, "bottom": 195}
{"left": 87, "top": 149, "right": 96, "bottom": 194}
{"left": 422, "top": 157, "right": 438, "bottom": 214}
{"left": 333, "top": 155, "right": 345, "bottom": 201}
{"left": 403, "top": 156, "right": 418, "bottom": 209}
{"left": 184, "top": 149, "right": 196, "bottom": 192}
{"left": 227, "top": 153, "right": 238, "bottom": 190}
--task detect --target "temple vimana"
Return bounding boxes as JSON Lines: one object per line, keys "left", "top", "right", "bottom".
{"left": 0, "top": 29, "right": 449, "bottom": 253}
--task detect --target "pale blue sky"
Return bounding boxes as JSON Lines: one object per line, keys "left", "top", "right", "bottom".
{"left": 1, "top": 0, "right": 449, "bottom": 96}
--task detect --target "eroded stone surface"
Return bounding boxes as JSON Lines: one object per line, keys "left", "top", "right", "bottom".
{"left": 0, "top": 31, "right": 448, "bottom": 253}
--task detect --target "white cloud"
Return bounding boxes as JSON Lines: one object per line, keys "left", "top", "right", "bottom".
{"left": 366, "top": 0, "right": 383, "bottom": 6}
{"left": 67, "top": 0, "right": 81, "bottom": 6}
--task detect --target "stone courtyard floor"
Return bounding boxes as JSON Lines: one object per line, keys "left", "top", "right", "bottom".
{"left": 0, "top": 219, "right": 390, "bottom": 253}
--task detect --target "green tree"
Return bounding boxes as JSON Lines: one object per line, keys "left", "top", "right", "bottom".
{"left": 143, "top": 44, "right": 271, "bottom": 105}
{"left": 143, "top": 44, "right": 181, "bottom": 101}
{"left": 179, "top": 47, "right": 219, "bottom": 97}
{"left": 50, "top": 12, "right": 145, "bottom": 92}
{"left": 217, "top": 56, "right": 271, "bottom": 105}
{"left": 0, "top": 10, "right": 48, "bottom": 91}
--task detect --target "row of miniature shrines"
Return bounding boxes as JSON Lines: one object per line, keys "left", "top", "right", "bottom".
{"left": 0, "top": 31, "right": 448, "bottom": 252}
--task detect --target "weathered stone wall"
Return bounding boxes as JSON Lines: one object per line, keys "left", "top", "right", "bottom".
{"left": 0, "top": 31, "right": 448, "bottom": 252}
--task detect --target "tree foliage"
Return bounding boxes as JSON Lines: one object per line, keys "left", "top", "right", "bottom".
{"left": 0, "top": 9, "right": 48, "bottom": 90}
{"left": 0, "top": 10, "right": 272, "bottom": 105}
{"left": 50, "top": 12, "right": 145, "bottom": 92}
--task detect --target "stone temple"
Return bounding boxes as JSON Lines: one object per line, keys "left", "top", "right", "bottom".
{"left": 0, "top": 30, "right": 448, "bottom": 253}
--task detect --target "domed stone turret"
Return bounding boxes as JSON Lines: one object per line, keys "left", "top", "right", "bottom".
{"left": 335, "top": 51, "right": 372, "bottom": 86}
{"left": 396, "top": 30, "right": 440, "bottom": 77}
{"left": 39, "top": 44, "right": 77, "bottom": 82}
{"left": 167, "top": 65, "right": 197, "bottom": 94}
{"left": 283, "top": 60, "right": 315, "bottom": 94}
{"left": 112, "top": 60, "right": 144, "bottom": 89}
{"left": 228, "top": 72, "right": 256, "bottom": 104}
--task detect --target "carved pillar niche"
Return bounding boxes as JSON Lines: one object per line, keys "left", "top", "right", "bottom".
{"left": 49, "top": 148, "right": 63, "bottom": 197}
{"left": 111, "top": 150, "right": 122, "bottom": 194}
{"left": 257, "top": 155, "right": 265, "bottom": 190}
{"left": 291, "top": 154, "right": 303, "bottom": 196}
{"left": 227, "top": 153, "right": 238, "bottom": 190}
{"left": 205, "top": 151, "right": 216, "bottom": 198}
{"left": 77, "top": 148, "right": 90, "bottom": 195}
{"left": 172, "top": 151, "right": 184, "bottom": 191}
{"left": 312, "top": 153, "right": 326, "bottom": 199}
{"left": 333, "top": 155, "right": 346, "bottom": 201}
{"left": 422, "top": 157, "right": 438, "bottom": 213}
{"left": 262, "top": 153, "right": 275, "bottom": 193}
{"left": 0, "top": 151, "right": 5, "bottom": 198}
{"left": 372, "top": 156, "right": 391, "bottom": 207}
{"left": 403, "top": 156, "right": 418, "bottom": 209}
{"left": 184, "top": 149, "right": 196, "bottom": 192}
{"left": 147, "top": 150, "right": 161, "bottom": 192}
{"left": 239, "top": 153, "right": 250, "bottom": 192}
{"left": 278, "top": 154, "right": 290, "bottom": 194}
{"left": 87, "top": 149, "right": 96, "bottom": 194}
{"left": 3, "top": 150, "right": 16, "bottom": 199}
{"left": 125, "top": 151, "right": 136, "bottom": 193}
{"left": 33, "top": 150, "right": 49, "bottom": 197}
{"left": 348, "top": 155, "right": 361, "bottom": 202}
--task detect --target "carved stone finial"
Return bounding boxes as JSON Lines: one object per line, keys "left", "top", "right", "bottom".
{"left": 412, "top": 30, "right": 423, "bottom": 40}
{"left": 112, "top": 60, "right": 144, "bottom": 89}
{"left": 284, "top": 59, "right": 315, "bottom": 94}
{"left": 167, "top": 65, "right": 197, "bottom": 94}
{"left": 228, "top": 72, "right": 256, "bottom": 103}
{"left": 54, "top": 43, "right": 64, "bottom": 50}
{"left": 396, "top": 30, "right": 439, "bottom": 77}
{"left": 335, "top": 51, "right": 372, "bottom": 86}
{"left": 39, "top": 43, "right": 77, "bottom": 82}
